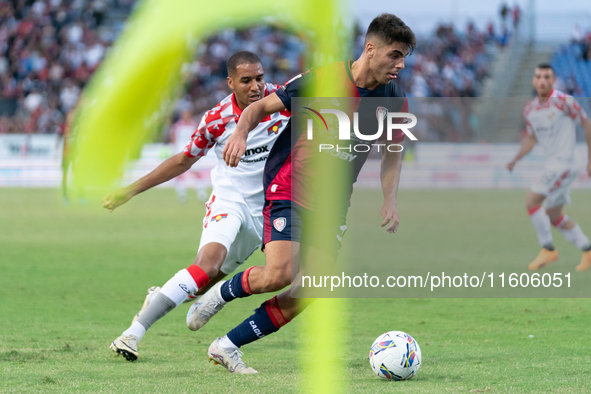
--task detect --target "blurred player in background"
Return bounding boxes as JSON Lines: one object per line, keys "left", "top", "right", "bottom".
{"left": 507, "top": 63, "right": 591, "bottom": 271}
{"left": 169, "top": 109, "right": 209, "bottom": 202}
{"left": 188, "top": 13, "right": 414, "bottom": 374}
{"left": 103, "top": 51, "right": 290, "bottom": 363}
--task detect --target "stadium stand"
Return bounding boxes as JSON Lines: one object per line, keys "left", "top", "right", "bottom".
{"left": 549, "top": 26, "right": 591, "bottom": 143}
{"left": 0, "top": 1, "right": 531, "bottom": 143}
{"left": 0, "top": 0, "right": 308, "bottom": 137}
{"left": 395, "top": 23, "right": 491, "bottom": 98}
{"left": 174, "top": 25, "right": 307, "bottom": 120}
{"left": 551, "top": 28, "right": 591, "bottom": 97}
{"left": 0, "top": 0, "right": 132, "bottom": 134}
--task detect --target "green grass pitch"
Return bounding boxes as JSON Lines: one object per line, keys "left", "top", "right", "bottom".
{"left": 1, "top": 187, "right": 590, "bottom": 393}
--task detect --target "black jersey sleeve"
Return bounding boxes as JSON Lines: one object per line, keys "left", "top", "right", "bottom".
{"left": 274, "top": 70, "right": 315, "bottom": 112}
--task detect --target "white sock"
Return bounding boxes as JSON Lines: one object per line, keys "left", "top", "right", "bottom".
{"left": 219, "top": 335, "right": 238, "bottom": 349}
{"left": 123, "top": 321, "right": 147, "bottom": 342}
{"left": 529, "top": 206, "right": 553, "bottom": 247}
{"left": 557, "top": 217, "right": 591, "bottom": 250}
{"left": 159, "top": 268, "right": 198, "bottom": 307}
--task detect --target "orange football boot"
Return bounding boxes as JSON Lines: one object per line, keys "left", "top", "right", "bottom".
{"left": 575, "top": 251, "right": 591, "bottom": 272}
{"left": 528, "top": 248, "right": 558, "bottom": 270}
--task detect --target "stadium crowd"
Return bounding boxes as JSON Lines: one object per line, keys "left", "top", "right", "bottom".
{"left": 0, "top": 0, "right": 135, "bottom": 134}
{"left": 393, "top": 23, "right": 490, "bottom": 98}
{"left": 549, "top": 24, "right": 591, "bottom": 98}
{"left": 173, "top": 26, "right": 307, "bottom": 122}
{"left": 0, "top": 1, "right": 518, "bottom": 143}
{"left": 385, "top": 23, "right": 492, "bottom": 142}
{"left": 570, "top": 24, "right": 591, "bottom": 63}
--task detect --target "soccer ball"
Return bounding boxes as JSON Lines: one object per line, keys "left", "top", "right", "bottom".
{"left": 369, "top": 331, "right": 421, "bottom": 381}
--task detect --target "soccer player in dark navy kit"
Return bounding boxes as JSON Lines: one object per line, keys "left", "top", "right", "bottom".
{"left": 188, "top": 14, "right": 416, "bottom": 373}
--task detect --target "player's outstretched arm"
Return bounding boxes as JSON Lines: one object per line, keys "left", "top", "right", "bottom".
{"left": 506, "top": 132, "right": 537, "bottom": 172}
{"left": 582, "top": 117, "right": 591, "bottom": 176}
{"left": 223, "top": 93, "right": 286, "bottom": 167}
{"left": 102, "top": 152, "right": 199, "bottom": 212}
{"left": 380, "top": 149, "right": 403, "bottom": 234}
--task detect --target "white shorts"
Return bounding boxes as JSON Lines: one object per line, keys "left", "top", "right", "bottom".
{"left": 531, "top": 163, "right": 579, "bottom": 209}
{"left": 198, "top": 194, "right": 263, "bottom": 274}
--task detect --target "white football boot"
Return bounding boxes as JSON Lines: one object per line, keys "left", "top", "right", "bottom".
{"left": 110, "top": 334, "right": 139, "bottom": 361}
{"left": 208, "top": 337, "right": 257, "bottom": 374}
{"left": 131, "top": 286, "right": 161, "bottom": 324}
{"left": 186, "top": 281, "right": 227, "bottom": 331}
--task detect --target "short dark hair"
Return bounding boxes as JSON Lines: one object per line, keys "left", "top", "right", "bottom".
{"left": 227, "top": 51, "right": 262, "bottom": 77}
{"left": 536, "top": 63, "right": 555, "bottom": 73}
{"left": 365, "top": 13, "right": 416, "bottom": 55}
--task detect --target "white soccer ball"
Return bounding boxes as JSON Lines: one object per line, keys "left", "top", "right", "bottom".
{"left": 369, "top": 331, "right": 422, "bottom": 381}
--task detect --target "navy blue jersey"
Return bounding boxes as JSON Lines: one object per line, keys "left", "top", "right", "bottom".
{"left": 264, "top": 60, "right": 408, "bottom": 209}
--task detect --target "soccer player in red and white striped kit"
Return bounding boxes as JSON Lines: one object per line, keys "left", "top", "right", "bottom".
{"left": 507, "top": 63, "right": 591, "bottom": 270}
{"left": 104, "top": 52, "right": 289, "bottom": 368}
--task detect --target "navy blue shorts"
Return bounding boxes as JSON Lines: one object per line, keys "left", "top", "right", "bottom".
{"left": 262, "top": 200, "right": 301, "bottom": 246}
{"left": 262, "top": 199, "right": 346, "bottom": 259}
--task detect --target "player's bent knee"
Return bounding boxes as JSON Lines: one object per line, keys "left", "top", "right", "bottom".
{"left": 193, "top": 243, "right": 228, "bottom": 278}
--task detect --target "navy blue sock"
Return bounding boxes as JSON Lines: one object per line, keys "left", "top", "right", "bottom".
{"left": 226, "top": 297, "right": 285, "bottom": 348}
{"left": 220, "top": 267, "right": 254, "bottom": 302}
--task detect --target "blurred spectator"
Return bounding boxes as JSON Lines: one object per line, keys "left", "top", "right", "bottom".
{"left": 512, "top": 4, "right": 521, "bottom": 33}
{"left": 564, "top": 75, "right": 583, "bottom": 97}
{"left": 568, "top": 24, "right": 591, "bottom": 62}
{"left": 485, "top": 21, "right": 496, "bottom": 43}
{"left": 582, "top": 34, "right": 591, "bottom": 62}
{"left": 23, "top": 88, "right": 43, "bottom": 112}
{"left": 499, "top": 3, "right": 510, "bottom": 29}
{"left": 59, "top": 78, "right": 79, "bottom": 113}
{"left": 37, "top": 98, "right": 63, "bottom": 133}
{"left": 91, "top": 0, "right": 107, "bottom": 27}
{"left": 498, "top": 25, "right": 510, "bottom": 47}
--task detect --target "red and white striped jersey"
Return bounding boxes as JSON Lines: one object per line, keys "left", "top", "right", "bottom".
{"left": 183, "top": 83, "right": 290, "bottom": 217}
{"left": 524, "top": 89, "right": 588, "bottom": 164}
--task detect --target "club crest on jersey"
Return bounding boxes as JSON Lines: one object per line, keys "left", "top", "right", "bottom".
{"left": 267, "top": 120, "right": 282, "bottom": 135}
{"left": 273, "top": 217, "right": 286, "bottom": 232}
{"left": 376, "top": 106, "right": 388, "bottom": 120}
{"left": 211, "top": 214, "right": 228, "bottom": 222}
